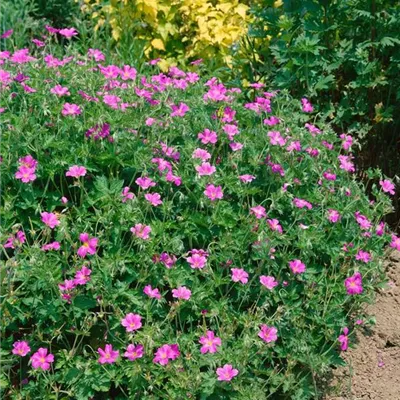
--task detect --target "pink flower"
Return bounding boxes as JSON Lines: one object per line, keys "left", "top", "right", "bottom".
{"left": 327, "top": 209, "right": 341, "bottom": 223}
{"left": 305, "top": 123, "right": 321, "bottom": 135}
{"left": 62, "top": 103, "right": 81, "bottom": 116}
{"left": 198, "top": 129, "right": 218, "bottom": 144}
{"left": 144, "top": 193, "right": 162, "bottom": 207}
{"left": 379, "top": 179, "right": 395, "bottom": 195}
{"left": 355, "top": 250, "right": 371, "bottom": 263}
{"left": 12, "top": 341, "right": 31, "bottom": 356}
{"left": 258, "top": 325, "right": 278, "bottom": 343}
{"left": 267, "top": 219, "right": 283, "bottom": 233}
{"left": 121, "top": 313, "right": 142, "bottom": 332}
{"left": 338, "top": 155, "right": 355, "bottom": 173}
{"left": 61, "top": 196, "right": 68, "bottom": 204}
{"left": 77, "top": 233, "right": 98, "bottom": 258}
{"left": 50, "top": 85, "right": 70, "bottom": 96}
{"left": 340, "top": 134, "right": 353, "bottom": 150}
{"left": 231, "top": 268, "right": 249, "bottom": 284}
{"left": 192, "top": 148, "right": 211, "bottom": 161}
{"left": 323, "top": 171, "right": 337, "bottom": 181}
{"left": 88, "top": 48, "right": 105, "bottom": 62}
{"left": 0, "top": 29, "right": 13, "bottom": 39}
{"left": 216, "top": 364, "right": 239, "bottom": 381}
{"left": 301, "top": 98, "right": 313, "bottom": 112}
{"left": 239, "top": 174, "right": 255, "bottom": 183}
{"left": 355, "top": 212, "right": 372, "bottom": 230}
{"left": 98, "top": 344, "right": 119, "bottom": 364}
{"left": 15, "top": 166, "right": 36, "bottom": 183}
{"left": 171, "top": 102, "right": 189, "bottom": 117}
{"left": 289, "top": 259, "right": 306, "bottom": 274}
{"left": 40, "top": 212, "right": 60, "bottom": 229}
{"left": 58, "top": 28, "right": 78, "bottom": 38}
{"left": 74, "top": 266, "right": 92, "bottom": 285}
{"left": 250, "top": 205, "right": 266, "bottom": 219}
{"left": 196, "top": 162, "right": 216, "bottom": 176}
{"left": 376, "top": 222, "right": 385, "bottom": 236}
{"left": 143, "top": 285, "right": 161, "bottom": 299}
{"left": 136, "top": 176, "right": 156, "bottom": 190}
{"left": 41, "top": 241, "right": 61, "bottom": 251}
{"left": 159, "top": 252, "right": 177, "bottom": 268}
{"left": 204, "top": 184, "right": 223, "bottom": 201}
{"left": 153, "top": 344, "right": 180, "bottom": 365}
{"left": 186, "top": 252, "right": 207, "bottom": 269}
{"left": 293, "top": 198, "right": 312, "bottom": 210}
{"left": 390, "top": 235, "right": 400, "bottom": 251}
{"left": 120, "top": 65, "right": 137, "bottom": 80}
{"left": 121, "top": 187, "right": 134, "bottom": 202}
{"left": 130, "top": 224, "right": 151, "bottom": 240}
{"left": 30, "top": 348, "right": 54, "bottom": 370}
{"left": 65, "top": 165, "right": 86, "bottom": 178}
{"left": 223, "top": 124, "right": 239, "bottom": 140}
{"left": 338, "top": 327, "right": 349, "bottom": 351}
{"left": 345, "top": 272, "right": 363, "bottom": 295}
{"left": 268, "top": 131, "right": 286, "bottom": 146}
{"left": 172, "top": 286, "right": 192, "bottom": 300}
{"left": 199, "top": 331, "right": 221, "bottom": 354}
{"left": 229, "top": 142, "right": 243, "bottom": 151}
{"left": 58, "top": 279, "right": 76, "bottom": 293}
{"left": 124, "top": 344, "right": 144, "bottom": 361}
{"left": 260, "top": 275, "right": 278, "bottom": 290}
{"left": 264, "top": 116, "right": 280, "bottom": 126}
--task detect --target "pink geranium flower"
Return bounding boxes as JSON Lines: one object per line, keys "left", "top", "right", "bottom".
{"left": 159, "top": 252, "right": 177, "bottom": 268}
{"left": 74, "top": 266, "right": 92, "bottom": 285}
{"left": 231, "top": 268, "right": 249, "bottom": 284}
{"left": 41, "top": 241, "right": 61, "bottom": 251}
{"left": 267, "top": 219, "right": 283, "bottom": 233}
{"left": 293, "top": 198, "right": 312, "bottom": 210}
{"left": 196, "top": 162, "right": 216, "bottom": 176}
{"left": 192, "top": 148, "right": 211, "bottom": 161}
{"left": 65, "top": 165, "right": 86, "bottom": 178}
{"left": 289, "top": 259, "right": 306, "bottom": 274}
{"left": 59, "top": 28, "right": 78, "bottom": 38}
{"left": 131, "top": 224, "right": 151, "bottom": 240}
{"left": 301, "top": 98, "right": 313, "bottom": 112}
{"left": 379, "top": 179, "right": 395, "bottom": 195}
{"left": 143, "top": 285, "right": 161, "bottom": 299}
{"left": 153, "top": 344, "right": 180, "bottom": 365}
{"left": 77, "top": 233, "right": 98, "bottom": 258}
{"left": 260, "top": 275, "right": 278, "bottom": 290}
{"left": 268, "top": 131, "right": 286, "bottom": 146}
{"left": 40, "top": 212, "right": 60, "bottom": 229}
{"left": 50, "top": 85, "right": 70, "bottom": 96}
{"left": 62, "top": 103, "right": 81, "bottom": 116}
{"left": 345, "top": 272, "right": 363, "bottom": 295}
{"left": 171, "top": 102, "right": 189, "bottom": 117}
{"left": 258, "top": 324, "right": 278, "bottom": 343}
{"left": 338, "top": 327, "right": 349, "bottom": 351}
{"left": 98, "top": 344, "right": 119, "bottom": 364}
{"left": 124, "top": 344, "right": 144, "bottom": 361}
{"left": 199, "top": 331, "right": 221, "bottom": 354}
{"left": 250, "top": 205, "right": 266, "bottom": 219}
{"left": 216, "top": 364, "right": 239, "bottom": 381}
{"left": 12, "top": 341, "right": 31, "bottom": 357}
{"left": 239, "top": 174, "right": 255, "bottom": 183}
{"left": 204, "top": 184, "right": 223, "bottom": 201}
{"left": 172, "top": 286, "right": 192, "bottom": 300}
{"left": 136, "top": 176, "right": 156, "bottom": 190}
{"left": 355, "top": 250, "right": 371, "bottom": 263}
{"left": 198, "top": 129, "right": 218, "bottom": 144}
{"left": 121, "top": 187, "right": 134, "bottom": 202}
{"left": 121, "top": 313, "right": 142, "bottom": 332}
{"left": 144, "top": 193, "right": 162, "bottom": 206}
{"left": 30, "top": 348, "right": 54, "bottom": 370}
{"left": 186, "top": 252, "right": 207, "bottom": 269}
{"left": 390, "top": 235, "right": 400, "bottom": 251}
{"left": 327, "top": 209, "right": 341, "bottom": 223}
{"left": 15, "top": 166, "right": 36, "bottom": 183}
{"left": 338, "top": 155, "right": 355, "bottom": 173}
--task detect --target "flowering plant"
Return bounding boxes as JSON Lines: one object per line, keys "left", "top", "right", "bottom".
{"left": 0, "top": 28, "right": 397, "bottom": 399}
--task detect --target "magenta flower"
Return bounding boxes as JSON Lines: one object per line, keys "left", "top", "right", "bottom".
{"left": 15, "top": 166, "right": 36, "bottom": 183}
{"left": 144, "top": 193, "right": 162, "bottom": 206}
{"left": 50, "top": 85, "right": 70, "bottom": 96}
{"left": 171, "top": 102, "right": 189, "bottom": 117}
{"left": 77, "top": 233, "right": 98, "bottom": 258}
{"left": 231, "top": 268, "right": 249, "bottom": 284}
{"left": 250, "top": 205, "right": 266, "bottom": 219}
{"left": 340, "top": 134, "right": 353, "bottom": 150}
{"left": 199, "top": 331, "right": 221, "bottom": 354}
{"left": 192, "top": 148, "right": 211, "bottom": 161}
{"left": 293, "top": 198, "right": 312, "bottom": 210}
{"left": 338, "top": 155, "right": 355, "bottom": 173}
{"left": 268, "top": 130, "right": 286, "bottom": 146}
{"left": 376, "top": 222, "right": 385, "bottom": 236}
{"left": 143, "top": 285, "right": 161, "bottom": 299}
{"left": 239, "top": 174, "right": 255, "bottom": 183}
{"left": 136, "top": 176, "right": 156, "bottom": 190}
{"left": 289, "top": 259, "right": 306, "bottom": 274}
{"left": 260, "top": 275, "right": 278, "bottom": 290}
{"left": 121, "top": 313, "right": 142, "bottom": 332}
{"left": 345, "top": 272, "right": 363, "bottom": 295}
{"left": 124, "top": 344, "right": 144, "bottom": 361}
{"left": 98, "top": 344, "right": 119, "bottom": 364}
{"left": 88, "top": 48, "right": 105, "bottom": 61}
{"left": 258, "top": 325, "right": 278, "bottom": 343}
{"left": 267, "top": 219, "right": 283, "bottom": 233}
{"left": 355, "top": 250, "right": 371, "bottom": 263}
{"left": 74, "top": 266, "right": 92, "bottom": 285}
{"left": 120, "top": 65, "right": 137, "bottom": 80}
{"left": 216, "top": 364, "right": 239, "bottom": 381}
{"left": 4, "top": 230, "right": 26, "bottom": 249}
{"left": 65, "top": 165, "right": 86, "bottom": 178}
{"left": 130, "top": 224, "right": 151, "bottom": 240}
{"left": 186, "top": 252, "right": 207, "bottom": 269}
{"left": 121, "top": 187, "right": 134, "bottom": 202}
{"left": 301, "top": 98, "right": 313, "bottom": 112}
{"left": 12, "top": 341, "right": 31, "bottom": 357}
{"left": 338, "top": 327, "right": 349, "bottom": 351}
{"left": 390, "top": 235, "right": 400, "bottom": 251}
{"left": 41, "top": 241, "right": 61, "bottom": 251}
{"left": 62, "top": 103, "right": 81, "bottom": 116}
{"left": 198, "top": 129, "right": 218, "bottom": 144}
{"left": 204, "top": 184, "right": 223, "bottom": 201}
{"left": 355, "top": 212, "right": 372, "bottom": 230}
{"left": 40, "top": 212, "right": 60, "bottom": 229}
{"left": 153, "top": 344, "right": 180, "bottom": 365}
{"left": 58, "top": 28, "right": 78, "bottom": 38}
{"left": 159, "top": 252, "right": 177, "bottom": 269}
{"left": 327, "top": 209, "right": 341, "bottom": 223}
{"left": 223, "top": 124, "right": 239, "bottom": 140}
{"left": 172, "top": 286, "right": 192, "bottom": 300}
{"left": 30, "top": 348, "right": 54, "bottom": 370}
{"left": 379, "top": 179, "right": 395, "bottom": 195}
{"left": 196, "top": 162, "right": 216, "bottom": 176}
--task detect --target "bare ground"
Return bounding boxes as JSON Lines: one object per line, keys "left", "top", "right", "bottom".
{"left": 326, "top": 250, "right": 400, "bottom": 400}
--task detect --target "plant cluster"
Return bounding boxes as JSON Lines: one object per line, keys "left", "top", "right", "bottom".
{"left": 0, "top": 27, "right": 398, "bottom": 399}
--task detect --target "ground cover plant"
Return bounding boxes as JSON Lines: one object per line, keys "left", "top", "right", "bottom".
{"left": 1, "top": 27, "right": 399, "bottom": 399}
